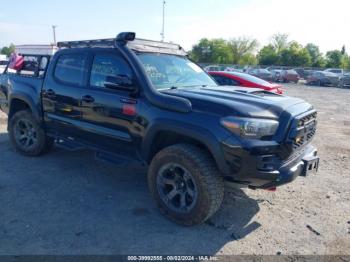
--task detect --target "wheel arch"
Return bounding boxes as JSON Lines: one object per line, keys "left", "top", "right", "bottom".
{"left": 141, "top": 120, "right": 230, "bottom": 175}
{"left": 8, "top": 93, "right": 41, "bottom": 123}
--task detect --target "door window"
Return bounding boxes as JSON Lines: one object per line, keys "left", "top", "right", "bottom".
{"left": 54, "top": 54, "right": 88, "bottom": 86}
{"left": 213, "top": 75, "right": 240, "bottom": 86}
{"left": 90, "top": 54, "right": 133, "bottom": 88}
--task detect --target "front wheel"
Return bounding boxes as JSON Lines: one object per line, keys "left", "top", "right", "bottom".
{"left": 148, "top": 144, "right": 224, "bottom": 226}
{"left": 9, "top": 110, "right": 54, "bottom": 156}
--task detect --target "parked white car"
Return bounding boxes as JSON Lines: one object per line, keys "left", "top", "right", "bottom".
{"left": 15, "top": 45, "right": 58, "bottom": 56}
{"left": 324, "top": 68, "right": 343, "bottom": 76}
{"left": 0, "top": 55, "right": 8, "bottom": 74}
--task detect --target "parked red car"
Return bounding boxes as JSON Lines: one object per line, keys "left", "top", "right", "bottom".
{"left": 278, "top": 70, "right": 300, "bottom": 83}
{"left": 209, "top": 71, "right": 283, "bottom": 94}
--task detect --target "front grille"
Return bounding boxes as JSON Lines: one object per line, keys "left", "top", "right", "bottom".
{"left": 291, "top": 111, "right": 317, "bottom": 150}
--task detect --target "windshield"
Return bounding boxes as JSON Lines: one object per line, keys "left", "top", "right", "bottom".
{"left": 323, "top": 71, "right": 337, "bottom": 77}
{"left": 259, "top": 69, "right": 270, "bottom": 74}
{"left": 137, "top": 53, "right": 217, "bottom": 89}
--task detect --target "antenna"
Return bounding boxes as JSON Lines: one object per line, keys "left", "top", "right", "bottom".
{"left": 160, "top": 1, "right": 166, "bottom": 42}
{"left": 52, "top": 25, "right": 57, "bottom": 45}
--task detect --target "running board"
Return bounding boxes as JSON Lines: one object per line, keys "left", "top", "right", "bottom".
{"left": 55, "top": 137, "right": 85, "bottom": 151}
{"left": 95, "top": 151, "right": 143, "bottom": 167}
{"left": 52, "top": 135, "right": 144, "bottom": 167}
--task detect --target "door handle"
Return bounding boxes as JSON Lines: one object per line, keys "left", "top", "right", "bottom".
{"left": 45, "top": 89, "right": 56, "bottom": 97}
{"left": 82, "top": 95, "right": 95, "bottom": 103}
{"left": 120, "top": 98, "right": 137, "bottom": 104}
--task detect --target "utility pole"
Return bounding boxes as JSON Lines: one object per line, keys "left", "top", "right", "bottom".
{"left": 52, "top": 25, "right": 57, "bottom": 45}
{"left": 160, "top": 1, "right": 166, "bottom": 42}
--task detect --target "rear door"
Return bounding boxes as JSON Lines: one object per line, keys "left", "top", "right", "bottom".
{"left": 42, "top": 51, "right": 89, "bottom": 137}
{"left": 78, "top": 49, "right": 140, "bottom": 158}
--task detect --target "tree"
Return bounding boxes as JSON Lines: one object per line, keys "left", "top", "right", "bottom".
{"left": 190, "top": 38, "right": 232, "bottom": 64}
{"left": 271, "top": 33, "right": 289, "bottom": 53}
{"left": 190, "top": 37, "right": 258, "bottom": 65}
{"left": 227, "top": 37, "right": 259, "bottom": 65}
{"left": 210, "top": 39, "right": 233, "bottom": 64}
{"left": 190, "top": 38, "right": 213, "bottom": 63}
{"left": 239, "top": 53, "right": 258, "bottom": 65}
{"left": 346, "top": 56, "right": 350, "bottom": 69}
{"left": 305, "top": 43, "right": 326, "bottom": 68}
{"left": 1, "top": 44, "right": 15, "bottom": 56}
{"left": 326, "top": 50, "right": 343, "bottom": 68}
{"left": 257, "top": 44, "right": 279, "bottom": 65}
{"left": 341, "top": 45, "right": 346, "bottom": 55}
{"left": 279, "top": 41, "right": 311, "bottom": 66}
{"left": 341, "top": 54, "right": 350, "bottom": 69}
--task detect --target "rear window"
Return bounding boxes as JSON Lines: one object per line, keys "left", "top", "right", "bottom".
{"left": 231, "top": 72, "right": 270, "bottom": 85}
{"left": 54, "top": 54, "right": 87, "bottom": 86}
{"left": 19, "top": 56, "right": 39, "bottom": 76}
{"left": 259, "top": 69, "right": 270, "bottom": 74}
{"left": 6, "top": 55, "right": 42, "bottom": 76}
{"left": 323, "top": 72, "right": 336, "bottom": 77}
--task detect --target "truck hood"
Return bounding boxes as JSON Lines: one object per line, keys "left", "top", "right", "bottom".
{"left": 162, "top": 86, "right": 313, "bottom": 119}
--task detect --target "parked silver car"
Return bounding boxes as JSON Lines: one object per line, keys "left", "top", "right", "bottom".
{"left": 306, "top": 71, "right": 339, "bottom": 87}
{"left": 338, "top": 73, "right": 350, "bottom": 88}
{"left": 248, "top": 68, "right": 273, "bottom": 81}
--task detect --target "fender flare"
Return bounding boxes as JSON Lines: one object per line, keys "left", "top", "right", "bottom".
{"left": 141, "top": 119, "right": 230, "bottom": 174}
{"left": 8, "top": 92, "right": 42, "bottom": 122}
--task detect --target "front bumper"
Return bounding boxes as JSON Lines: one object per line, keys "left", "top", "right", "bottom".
{"left": 221, "top": 141, "right": 319, "bottom": 189}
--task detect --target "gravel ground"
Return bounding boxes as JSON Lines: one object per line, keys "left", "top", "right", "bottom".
{"left": 0, "top": 84, "right": 349, "bottom": 255}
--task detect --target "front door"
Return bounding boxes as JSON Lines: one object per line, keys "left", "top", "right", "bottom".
{"left": 79, "top": 50, "right": 140, "bottom": 158}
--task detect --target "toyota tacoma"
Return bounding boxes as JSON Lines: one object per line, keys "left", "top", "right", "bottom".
{"left": 0, "top": 32, "right": 319, "bottom": 225}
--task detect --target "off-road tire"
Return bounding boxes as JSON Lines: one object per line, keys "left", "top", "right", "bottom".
{"left": 148, "top": 144, "right": 224, "bottom": 226}
{"left": 9, "top": 110, "right": 54, "bottom": 156}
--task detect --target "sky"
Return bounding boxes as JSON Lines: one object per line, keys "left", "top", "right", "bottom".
{"left": 0, "top": 0, "right": 349, "bottom": 53}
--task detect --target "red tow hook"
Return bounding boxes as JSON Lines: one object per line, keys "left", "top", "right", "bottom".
{"left": 266, "top": 187, "right": 277, "bottom": 192}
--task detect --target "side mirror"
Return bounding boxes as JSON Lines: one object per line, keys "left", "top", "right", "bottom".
{"left": 104, "top": 75, "right": 136, "bottom": 92}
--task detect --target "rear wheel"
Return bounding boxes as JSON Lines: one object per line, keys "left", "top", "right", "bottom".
{"left": 9, "top": 110, "right": 54, "bottom": 156}
{"left": 148, "top": 144, "right": 224, "bottom": 226}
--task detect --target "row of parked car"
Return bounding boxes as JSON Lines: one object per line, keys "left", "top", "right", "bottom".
{"left": 204, "top": 65, "right": 350, "bottom": 88}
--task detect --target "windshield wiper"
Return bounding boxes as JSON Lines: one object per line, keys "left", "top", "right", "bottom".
{"left": 182, "top": 84, "right": 208, "bottom": 88}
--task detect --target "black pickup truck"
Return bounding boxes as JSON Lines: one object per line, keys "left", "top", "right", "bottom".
{"left": 0, "top": 32, "right": 319, "bottom": 225}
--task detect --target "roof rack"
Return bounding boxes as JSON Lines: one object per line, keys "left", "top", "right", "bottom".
{"left": 128, "top": 38, "right": 186, "bottom": 56}
{"left": 57, "top": 32, "right": 187, "bottom": 56}
{"left": 57, "top": 38, "right": 115, "bottom": 49}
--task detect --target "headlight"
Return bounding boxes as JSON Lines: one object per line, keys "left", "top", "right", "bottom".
{"left": 221, "top": 117, "right": 279, "bottom": 139}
